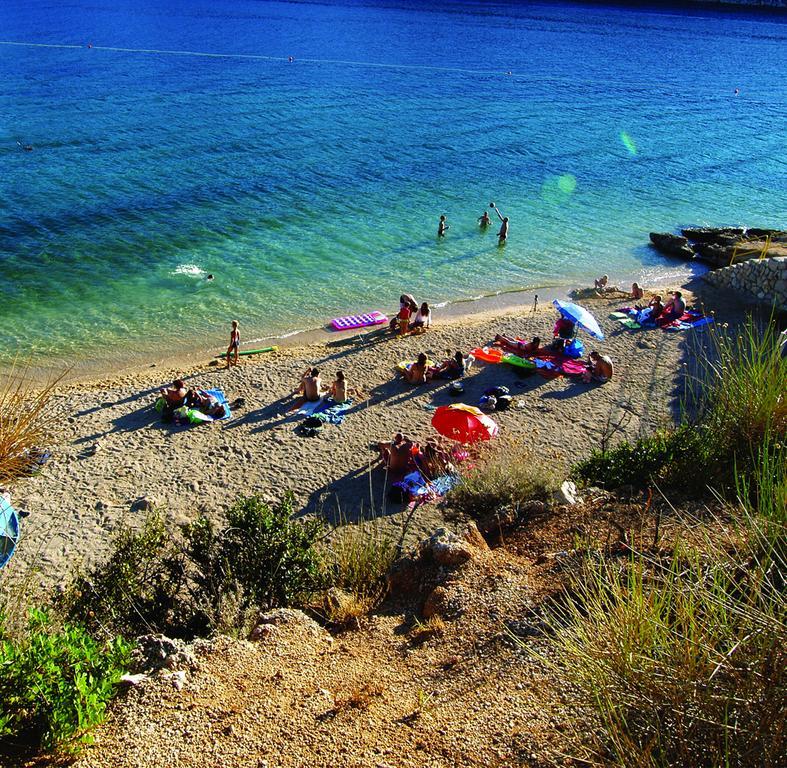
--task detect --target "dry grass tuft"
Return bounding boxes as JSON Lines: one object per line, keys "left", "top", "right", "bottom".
{"left": 447, "top": 439, "right": 559, "bottom": 521}
{"left": 0, "top": 366, "right": 64, "bottom": 484}
{"left": 409, "top": 615, "right": 445, "bottom": 644}
{"left": 319, "top": 588, "right": 376, "bottom": 631}
{"left": 334, "top": 682, "right": 384, "bottom": 711}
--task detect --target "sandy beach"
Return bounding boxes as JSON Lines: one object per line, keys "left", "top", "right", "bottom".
{"left": 3, "top": 288, "right": 707, "bottom": 592}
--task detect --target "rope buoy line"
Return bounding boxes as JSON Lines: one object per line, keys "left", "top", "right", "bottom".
{"left": 0, "top": 40, "right": 505, "bottom": 76}
{"left": 0, "top": 40, "right": 768, "bottom": 95}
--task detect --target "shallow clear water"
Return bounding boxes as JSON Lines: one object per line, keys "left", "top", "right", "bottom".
{"left": 1, "top": 0, "right": 786, "bottom": 368}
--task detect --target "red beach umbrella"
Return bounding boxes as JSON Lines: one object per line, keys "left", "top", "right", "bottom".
{"left": 431, "top": 404, "right": 499, "bottom": 443}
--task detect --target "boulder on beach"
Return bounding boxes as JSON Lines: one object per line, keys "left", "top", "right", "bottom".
{"left": 649, "top": 232, "right": 695, "bottom": 260}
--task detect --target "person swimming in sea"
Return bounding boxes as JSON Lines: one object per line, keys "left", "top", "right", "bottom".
{"left": 478, "top": 210, "right": 492, "bottom": 228}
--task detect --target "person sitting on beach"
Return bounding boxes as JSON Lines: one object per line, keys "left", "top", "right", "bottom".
{"left": 582, "top": 351, "right": 614, "bottom": 383}
{"left": 296, "top": 367, "right": 324, "bottom": 401}
{"left": 403, "top": 353, "right": 429, "bottom": 385}
{"left": 493, "top": 334, "right": 541, "bottom": 356}
{"left": 429, "top": 350, "right": 473, "bottom": 380}
{"left": 594, "top": 274, "right": 609, "bottom": 292}
{"left": 160, "top": 379, "right": 188, "bottom": 409}
{"left": 552, "top": 315, "right": 576, "bottom": 351}
{"left": 328, "top": 370, "right": 359, "bottom": 403}
{"left": 417, "top": 438, "right": 455, "bottom": 479}
{"left": 438, "top": 215, "right": 449, "bottom": 237}
{"left": 377, "top": 432, "right": 417, "bottom": 477}
{"left": 478, "top": 210, "right": 492, "bottom": 228}
{"left": 411, "top": 302, "right": 432, "bottom": 332}
{"left": 631, "top": 282, "right": 644, "bottom": 300}
{"left": 660, "top": 291, "right": 686, "bottom": 322}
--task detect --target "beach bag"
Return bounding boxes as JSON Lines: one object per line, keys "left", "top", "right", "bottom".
{"left": 495, "top": 395, "right": 512, "bottom": 411}
{"left": 564, "top": 338, "right": 585, "bottom": 359}
{"left": 298, "top": 415, "right": 325, "bottom": 437}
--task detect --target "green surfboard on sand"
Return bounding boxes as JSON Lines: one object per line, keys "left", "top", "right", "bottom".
{"left": 216, "top": 345, "right": 278, "bottom": 359}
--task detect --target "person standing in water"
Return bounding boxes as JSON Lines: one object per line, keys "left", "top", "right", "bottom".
{"left": 478, "top": 210, "right": 492, "bottom": 227}
{"left": 438, "top": 215, "right": 449, "bottom": 237}
{"left": 490, "top": 203, "right": 509, "bottom": 244}
{"left": 226, "top": 320, "right": 240, "bottom": 368}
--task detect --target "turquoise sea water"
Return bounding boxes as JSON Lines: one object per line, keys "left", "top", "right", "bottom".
{"left": 1, "top": 0, "right": 786, "bottom": 369}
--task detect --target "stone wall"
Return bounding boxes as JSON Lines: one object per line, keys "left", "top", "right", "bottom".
{"left": 703, "top": 256, "right": 787, "bottom": 310}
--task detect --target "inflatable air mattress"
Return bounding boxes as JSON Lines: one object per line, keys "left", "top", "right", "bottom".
{"left": 331, "top": 311, "right": 388, "bottom": 331}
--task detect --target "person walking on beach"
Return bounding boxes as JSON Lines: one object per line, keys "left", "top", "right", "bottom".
{"left": 490, "top": 203, "right": 508, "bottom": 244}
{"left": 226, "top": 320, "right": 241, "bottom": 368}
{"left": 438, "top": 215, "right": 449, "bottom": 237}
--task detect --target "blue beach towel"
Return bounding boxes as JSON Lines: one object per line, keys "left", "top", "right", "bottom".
{"left": 316, "top": 398, "right": 353, "bottom": 425}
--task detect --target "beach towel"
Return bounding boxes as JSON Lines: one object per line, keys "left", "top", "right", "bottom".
{"left": 660, "top": 312, "right": 714, "bottom": 332}
{"left": 561, "top": 359, "right": 590, "bottom": 377}
{"left": 393, "top": 471, "right": 460, "bottom": 509}
{"left": 295, "top": 396, "right": 326, "bottom": 416}
{"left": 612, "top": 307, "right": 712, "bottom": 332}
{"left": 315, "top": 398, "right": 353, "bottom": 425}
{"left": 0, "top": 495, "right": 20, "bottom": 570}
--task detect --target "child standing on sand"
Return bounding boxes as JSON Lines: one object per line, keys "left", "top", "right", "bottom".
{"left": 226, "top": 320, "right": 240, "bottom": 368}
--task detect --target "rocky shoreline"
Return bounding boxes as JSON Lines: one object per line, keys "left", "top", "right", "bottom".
{"left": 649, "top": 226, "right": 787, "bottom": 310}
{"left": 649, "top": 226, "right": 787, "bottom": 269}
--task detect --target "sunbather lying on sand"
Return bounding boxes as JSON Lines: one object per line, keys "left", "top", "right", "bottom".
{"left": 428, "top": 350, "right": 473, "bottom": 380}
{"left": 493, "top": 334, "right": 540, "bottom": 355}
{"left": 186, "top": 389, "right": 226, "bottom": 418}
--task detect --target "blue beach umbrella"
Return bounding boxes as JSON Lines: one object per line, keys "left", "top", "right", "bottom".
{"left": 0, "top": 495, "right": 20, "bottom": 570}
{"left": 553, "top": 299, "right": 605, "bottom": 340}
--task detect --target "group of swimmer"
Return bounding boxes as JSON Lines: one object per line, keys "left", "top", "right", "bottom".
{"left": 439, "top": 202, "right": 509, "bottom": 245}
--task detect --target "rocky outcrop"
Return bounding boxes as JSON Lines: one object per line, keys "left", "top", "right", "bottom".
{"left": 703, "top": 256, "right": 787, "bottom": 310}
{"left": 649, "top": 232, "right": 695, "bottom": 260}
{"left": 386, "top": 522, "right": 489, "bottom": 600}
{"left": 681, "top": 226, "right": 744, "bottom": 243}
{"left": 649, "top": 226, "right": 787, "bottom": 269}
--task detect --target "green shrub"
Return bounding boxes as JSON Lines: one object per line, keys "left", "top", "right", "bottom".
{"left": 0, "top": 609, "right": 131, "bottom": 752}
{"left": 57, "top": 513, "right": 190, "bottom": 639}
{"left": 447, "top": 441, "right": 558, "bottom": 519}
{"left": 184, "top": 493, "right": 326, "bottom": 632}
{"left": 539, "top": 539, "right": 786, "bottom": 767}
{"left": 572, "top": 425, "right": 705, "bottom": 491}
{"left": 574, "top": 317, "right": 787, "bottom": 504}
